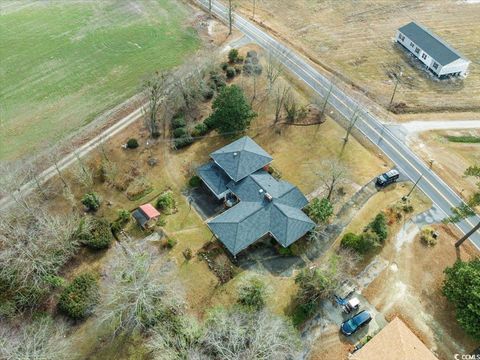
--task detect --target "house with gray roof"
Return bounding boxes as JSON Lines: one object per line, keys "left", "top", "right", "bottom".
{"left": 396, "top": 22, "right": 470, "bottom": 78}
{"left": 198, "top": 136, "right": 315, "bottom": 256}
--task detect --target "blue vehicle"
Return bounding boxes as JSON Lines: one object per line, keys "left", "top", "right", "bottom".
{"left": 341, "top": 310, "right": 372, "bottom": 336}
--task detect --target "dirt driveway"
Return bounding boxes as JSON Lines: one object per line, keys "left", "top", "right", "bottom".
{"left": 363, "top": 223, "right": 479, "bottom": 360}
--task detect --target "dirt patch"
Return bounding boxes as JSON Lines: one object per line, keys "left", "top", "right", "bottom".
{"left": 363, "top": 223, "right": 479, "bottom": 360}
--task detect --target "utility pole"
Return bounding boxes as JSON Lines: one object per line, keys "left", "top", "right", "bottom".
{"left": 389, "top": 72, "right": 402, "bottom": 109}
{"left": 455, "top": 221, "right": 480, "bottom": 248}
{"left": 343, "top": 107, "right": 360, "bottom": 146}
{"left": 228, "top": 0, "right": 233, "bottom": 35}
{"left": 208, "top": 0, "right": 212, "bottom": 17}
{"left": 404, "top": 173, "right": 423, "bottom": 200}
{"left": 252, "top": 0, "right": 256, "bottom": 19}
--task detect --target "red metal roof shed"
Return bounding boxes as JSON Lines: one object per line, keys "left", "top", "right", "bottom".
{"left": 139, "top": 204, "right": 160, "bottom": 219}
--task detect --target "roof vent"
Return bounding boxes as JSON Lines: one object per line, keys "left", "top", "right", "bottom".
{"left": 264, "top": 192, "right": 273, "bottom": 201}
{"left": 233, "top": 152, "right": 238, "bottom": 156}
{"left": 259, "top": 189, "right": 264, "bottom": 193}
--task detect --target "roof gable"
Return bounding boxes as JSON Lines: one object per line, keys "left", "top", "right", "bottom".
{"left": 197, "top": 162, "right": 231, "bottom": 198}
{"left": 211, "top": 136, "right": 273, "bottom": 182}
{"left": 270, "top": 202, "right": 315, "bottom": 247}
{"left": 208, "top": 202, "right": 270, "bottom": 254}
{"left": 398, "top": 22, "right": 465, "bottom": 65}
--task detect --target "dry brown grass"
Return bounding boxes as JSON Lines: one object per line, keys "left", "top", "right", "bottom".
{"left": 235, "top": 0, "right": 480, "bottom": 113}
{"left": 409, "top": 129, "right": 480, "bottom": 206}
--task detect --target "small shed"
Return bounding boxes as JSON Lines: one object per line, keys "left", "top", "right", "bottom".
{"left": 132, "top": 204, "right": 161, "bottom": 229}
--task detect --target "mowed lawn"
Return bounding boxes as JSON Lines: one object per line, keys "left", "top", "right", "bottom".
{"left": 0, "top": 0, "right": 199, "bottom": 160}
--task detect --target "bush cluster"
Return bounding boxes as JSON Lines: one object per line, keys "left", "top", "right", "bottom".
{"left": 171, "top": 114, "right": 193, "bottom": 149}
{"left": 126, "top": 138, "right": 139, "bottom": 149}
{"left": 58, "top": 273, "right": 99, "bottom": 320}
{"left": 188, "top": 175, "right": 202, "bottom": 188}
{"left": 111, "top": 209, "right": 130, "bottom": 234}
{"left": 209, "top": 71, "right": 227, "bottom": 90}
{"left": 226, "top": 66, "right": 236, "bottom": 79}
{"left": 420, "top": 226, "right": 437, "bottom": 246}
{"left": 171, "top": 115, "right": 187, "bottom": 129}
{"left": 306, "top": 198, "right": 333, "bottom": 224}
{"left": 81, "top": 192, "right": 101, "bottom": 212}
{"left": 77, "top": 216, "right": 113, "bottom": 250}
{"left": 243, "top": 51, "right": 263, "bottom": 76}
{"left": 191, "top": 123, "right": 209, "bottom": 137}
{"left": 165, "top": 237, "right": 177, "bottom": 249}
{"left": 156, "top": 191, "right": 175, "bottom": 213}
{"left": 341, "top": 212, "right": 388, "bottom": 254}
{"left": 237, "top": 278, "right": 267, "bottom": 311}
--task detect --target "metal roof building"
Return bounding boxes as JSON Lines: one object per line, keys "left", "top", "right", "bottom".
{"left": 198, "top": 136, "right": 315, "bottom": 256}
{"left": 396, "top": 22, "right": 470, "bottom": 78}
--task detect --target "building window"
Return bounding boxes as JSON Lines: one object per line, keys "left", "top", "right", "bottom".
{"left": 410, "top": 42, "right": 414, "bottom": 47}
{"left": 422, "top": 53, "right": 427, "bottom": 60}
{"left": 433, "top": 62, "right": 439, "bottom": 69}
{"left": 415, "top": 47, "right": 420, "bottom": 54}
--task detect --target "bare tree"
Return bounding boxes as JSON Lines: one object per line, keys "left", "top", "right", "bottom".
{"left": 265, "top": 52, "right": 282, "bottom": 93}
{"left": 283, "top": 92, "right": 306, "bottom": 124}
{"left": 147, "top": 315, "right": 202, "bottom": 360}
{"left": 98, "top": 244, "right": 184, "bottom": 338}
{"left": 72, "top": 151, "right": 94, "bottom": 188}
{"left": 0, "top": 317, "right": 69, "bottom": 360}
{"left": 172, "top": 70, "right": 203, "bottom": 117}
{"left": 0, "top": 206, "right": 79, "bottom": 308}
{"left": 319, "top": 159, "right": 347, "bottom": 201}
{"left": 198, "top": 308, "right": 301, "bottom": 360}
{"left": 273, "top": 85, "right": 290, "bottom": 125}
{"left": 0, "top": 161, "right": 30, "bottom": 208}
{"left": 142, "top": 71, "right": 170, "bottom": 138}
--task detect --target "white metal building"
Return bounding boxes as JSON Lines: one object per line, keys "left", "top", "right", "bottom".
{"left": 396, "top": 22, "right": 470, "bottom": 78}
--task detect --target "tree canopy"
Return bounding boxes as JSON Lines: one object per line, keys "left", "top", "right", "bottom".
{"left": 442, "top": 259, "right": 480, "bottom": 339}
{"left": 206, "top": 85, "right": 256, "bottom": 137}
{"left": 306, "top": 198, "right": 333, "bottom": 224}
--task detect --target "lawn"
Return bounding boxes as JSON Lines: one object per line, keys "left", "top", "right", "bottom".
{"left": 0, "top": 0, "right": 200, "bottom": 160}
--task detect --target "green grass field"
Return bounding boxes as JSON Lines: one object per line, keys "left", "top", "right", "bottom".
{"left": 0, "top": 0, "right": 199, "bottom": 160}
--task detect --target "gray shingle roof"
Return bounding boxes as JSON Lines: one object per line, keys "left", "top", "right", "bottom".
{"left": 208, "top": 199, "right": 315, "bottom": 255}
{"left": 197, "top": 162, "right": 230, "bottom": 198}
{"left": 270, "top": 202, "right": 316, "bottom": 247}
{"left": 211, "top": 136, "right": 273, "bottom": 182}
{"left": 201, "top": 136, "right": 315, "bottom": 255}
{"left": 398, "top": 22, "right": 465, "bottom": 66}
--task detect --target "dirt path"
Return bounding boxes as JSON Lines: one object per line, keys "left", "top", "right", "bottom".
{"left": 400, "top": 120, "right": 480, "bottom": 133}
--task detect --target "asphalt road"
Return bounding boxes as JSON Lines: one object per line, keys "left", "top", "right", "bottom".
{"left": 198, "top": 0, "right": 480, "bottom": 249}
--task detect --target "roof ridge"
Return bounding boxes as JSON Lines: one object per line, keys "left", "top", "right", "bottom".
{"left": 411, "top": 21, "right": 466, "bottom": 60}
